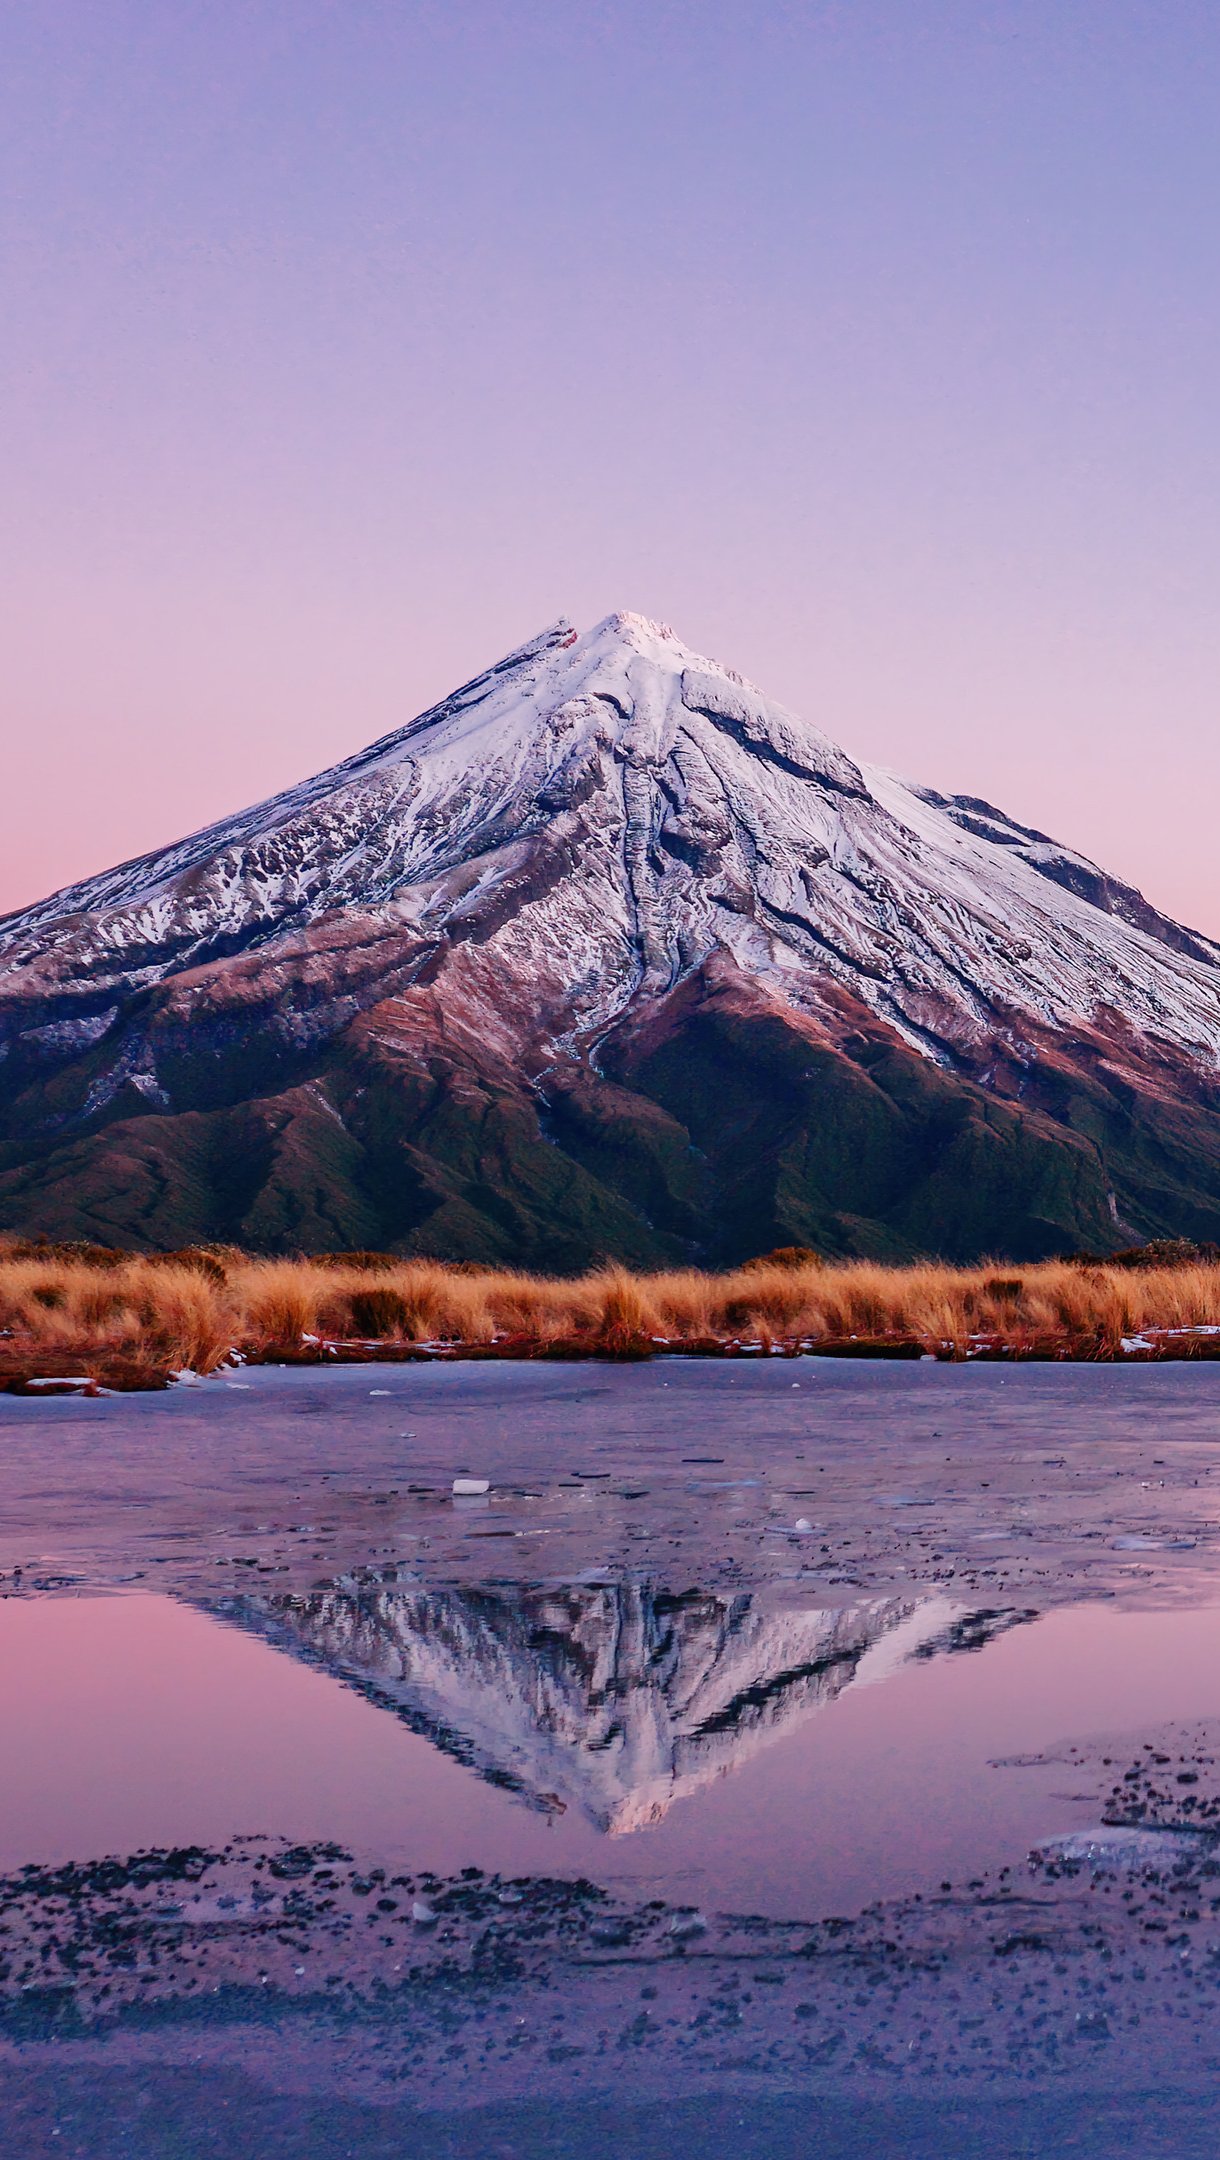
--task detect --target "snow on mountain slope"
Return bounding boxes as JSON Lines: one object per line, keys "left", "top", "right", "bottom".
{"left": 3, "top": 611, "right": 1219, "bottom": 1263}
{"left": 3, "top": 609, "right": 1219, "bottom": 1078}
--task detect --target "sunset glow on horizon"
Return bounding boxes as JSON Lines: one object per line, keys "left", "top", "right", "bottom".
{"left": 3, "top": 2, "right": 1219, "bottom": 933}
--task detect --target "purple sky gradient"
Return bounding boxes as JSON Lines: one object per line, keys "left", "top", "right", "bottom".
{"left": 3, "top": 2, "right": 1218, "bottom": 930}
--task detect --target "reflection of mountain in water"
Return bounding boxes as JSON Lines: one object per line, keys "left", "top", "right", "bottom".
{"left": 207, "top": 1582, "right": 962, "bottom": 1833}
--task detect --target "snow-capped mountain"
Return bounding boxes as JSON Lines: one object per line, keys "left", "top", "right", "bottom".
{"left": 208, "top": 1580, "right": 956, "bottom": 1833}
{"left": 2, "top": 611, "right": 1218, "bottom": 1260}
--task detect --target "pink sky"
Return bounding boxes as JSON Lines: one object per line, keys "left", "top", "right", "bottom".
{"left": 3, "top": 3, "right": 1218, "bottom": 934}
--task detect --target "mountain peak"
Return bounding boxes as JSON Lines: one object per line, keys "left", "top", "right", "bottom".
{"left": 584, "top": 608, "right": 686, "bottom": 651}
{"left": 2, "top": 611, "right": 1218, "bottom": 1262}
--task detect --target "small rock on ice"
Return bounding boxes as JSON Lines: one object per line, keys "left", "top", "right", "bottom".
{"left": 589, "top": 1916, "right": 632, "bottom": 1946}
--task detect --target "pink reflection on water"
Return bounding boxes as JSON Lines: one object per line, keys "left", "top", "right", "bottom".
{"left": 3, "top": 1592, "right": 1220, "bottom": 1920}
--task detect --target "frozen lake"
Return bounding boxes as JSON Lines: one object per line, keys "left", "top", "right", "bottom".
{"left": 5, "top": 1360, "right": 1220, "bottom": 2156}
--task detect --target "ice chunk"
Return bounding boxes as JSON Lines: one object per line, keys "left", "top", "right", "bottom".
{"left": 666, "top": 1911, "right": 707, "bottom": 1940}
{"left": 1032, "top": 1827, "right": 1210, "bottom": 1874}
{"left": 1112, "top": 1533, "right": 1196, "bottom": 1551}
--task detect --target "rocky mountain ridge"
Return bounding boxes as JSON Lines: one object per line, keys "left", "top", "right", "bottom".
{"left": 2, "top": 611, "right": 1218, "bottom": 1261}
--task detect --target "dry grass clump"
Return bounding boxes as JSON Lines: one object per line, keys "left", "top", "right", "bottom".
{"left": 0, "top": 1252, "right": 239, "bottom": 1377}
{"left": 2, "top": 1239, "right": 1220, "bottom": 1380}
{"left": 241, "top": 1259, "right": 332, "bottom": 1347}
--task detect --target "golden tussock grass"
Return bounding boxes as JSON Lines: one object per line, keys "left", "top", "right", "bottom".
{"left": 2, "top": 1243, "right": 1220, "bottom": 1382}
